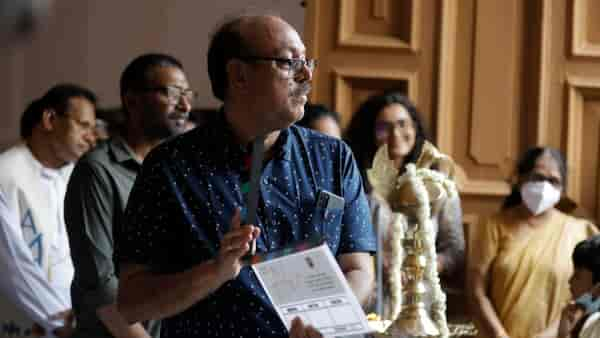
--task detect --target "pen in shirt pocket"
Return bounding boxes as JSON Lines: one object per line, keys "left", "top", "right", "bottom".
{"left": 316, "top": 190, "right": 344, "bottom": 219}
{"left": 246, "top": 135, "right": 265, "bottom": 255}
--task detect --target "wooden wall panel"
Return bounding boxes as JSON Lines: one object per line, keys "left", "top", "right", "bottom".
{"left": 572, "top": 0, "right": 600, "bottom": 57}
{"left": 469, "top": 0, "right": 521, "bottom": 169}
{"left": 535, "top": 0, "right": 600, "bottom": 221}
{"left": 306, "top": 0, "right": 600, "bottom": 322}
{"left": 579, "top": 100, "right": 600, "bottom": 222}
{"left": 332, "top": 67, "right": 414, "bottom": 128}
{"left": 338, "top": 0, "right": 417, "bottom": 50}
{"left": 307, "top": 0, "right": 437, "bottom": 144}
{"left": 566, "top": 77, "right": 600, "bottom": 222}
{"left": 435, "top": 0, "right": 518, "bottom": 204}
{"left": 587, "top": 1, "right": 600, "bottom": 45}
{"left": 307, "top": 0, "right": 600, "bottom": 223}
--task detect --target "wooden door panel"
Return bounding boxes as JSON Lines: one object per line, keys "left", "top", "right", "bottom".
{"left": 306, "top": 0, "right": 436, "bottom": 134}
{"left": 338, "top": 0, "right": 416, "bottom": 50}
{"left": 305, "top": 0, "right": 600, "bottom": 225}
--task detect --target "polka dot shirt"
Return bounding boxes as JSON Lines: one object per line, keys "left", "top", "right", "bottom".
{"left": 116, "top": 112, "right": 376, "bottom": 337}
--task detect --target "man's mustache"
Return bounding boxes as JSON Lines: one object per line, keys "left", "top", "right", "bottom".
{"left": 168, "top": 111, "right": 189, "bottom": 120}
{"left": 290, "top": 83, "right": 312, "bottom": 97}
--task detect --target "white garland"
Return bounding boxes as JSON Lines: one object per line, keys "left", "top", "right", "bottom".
{"left": 393, "top": 164, "right": 453, "bottom": 338}
{"left": 389, "top": 213, "right": 405, "bottom": 321}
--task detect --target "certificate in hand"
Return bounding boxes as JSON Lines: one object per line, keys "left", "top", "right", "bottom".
{"left": 251, "top": 238, "right": 373, "bottom": 337}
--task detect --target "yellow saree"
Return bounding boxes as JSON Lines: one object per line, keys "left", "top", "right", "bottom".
{"left": 470, "top": 210, "right": 597, "bottom": 338}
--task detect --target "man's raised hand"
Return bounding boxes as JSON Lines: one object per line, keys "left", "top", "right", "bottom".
{"left": 215, "top": 208, "right": 260, "bottom": 282}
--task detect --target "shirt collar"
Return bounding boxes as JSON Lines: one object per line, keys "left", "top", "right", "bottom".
{"left": 207, "top": 109, "right": 293, "bottom": 165}
{"left": 22, "top": 143, "right": 72, "bottom": 180}
{"left": 109, "top": 137, "right": 142, "bottom": 166}
{"left": 271, "top": 128, "right": 292, "bottom": 162}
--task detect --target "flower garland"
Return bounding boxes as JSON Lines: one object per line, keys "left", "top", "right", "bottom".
{"left": 392, "top": 163, "right": 455, "bottom": 337}
{"left": 388, "top": 213, "right": 405, "bottom": 321}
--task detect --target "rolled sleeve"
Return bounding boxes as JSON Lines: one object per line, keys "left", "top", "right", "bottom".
{"left": 64, "top": 160, "right": 118, "bottom": 311}
{"left": 338, "top": 145, "right": 376, "bottom": 254}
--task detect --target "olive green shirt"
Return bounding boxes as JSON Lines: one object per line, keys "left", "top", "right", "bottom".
{"left": 64, "top": 138, "right": 160, "bottom": 338}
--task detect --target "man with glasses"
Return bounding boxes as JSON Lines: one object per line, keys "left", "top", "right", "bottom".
{"left": 115, "top": 15, "right": 375, "bottom": 338}
{"left": 64, "top": 54, "right": 192, "bottom": 338}
{"left": 0, "top": 84, "right": 97, "bottom": 337}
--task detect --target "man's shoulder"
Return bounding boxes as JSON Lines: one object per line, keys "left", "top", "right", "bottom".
{"left": 291, "top": 125, "right": 349, "bottom": 154}
{"left": 0, "top": 144, "right": 35, "bottom": 181}
{"left": 78, "top": 140, "right": 112, "bottom": 166}
{"left": 0, "top": 143, "right": 29, "bottom": 165}
{"left": 0, "top": 145, "right": 42, "bottom": 208}
{"left": 69, "top": 142, "right": 116, "bottom": 186}
{"left": 145, "top": 128, "right": 207, "bottom": 164}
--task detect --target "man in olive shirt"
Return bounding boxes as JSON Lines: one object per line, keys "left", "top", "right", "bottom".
{"left": 64, "top": 54, "right": 193, "bottom": 338}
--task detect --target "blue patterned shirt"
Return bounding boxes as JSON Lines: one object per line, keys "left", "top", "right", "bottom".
{"left": 117, "top": 112, "right": 375, "bottom": 338}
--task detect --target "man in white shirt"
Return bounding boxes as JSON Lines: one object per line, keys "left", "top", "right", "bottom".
{"left": 0, "top": 84, "right": 97, "bottom": 338}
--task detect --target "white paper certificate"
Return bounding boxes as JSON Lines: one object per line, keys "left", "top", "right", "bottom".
{"left": 252, "top": 243, "right": 372, "bottom": 337}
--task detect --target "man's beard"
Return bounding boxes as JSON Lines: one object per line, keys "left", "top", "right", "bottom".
{"left": 144, "top": 117, "right": 185, "bottom": 140}
{"left": 289, "top": 82, "right": 312, "bottom": 98}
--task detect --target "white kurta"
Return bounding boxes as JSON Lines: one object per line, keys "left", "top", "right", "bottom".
{"left": 0, "top": 143, "right": 74, "bottom": 338}
{"left": 580, "top": 312, "right": 600, "bottom": 338}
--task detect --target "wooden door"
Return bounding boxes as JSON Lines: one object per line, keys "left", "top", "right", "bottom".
{"left": 305, "top": 0, "right": 600, "bottom": 227}
{"left": 305, "top": 0, "right": 600, "bottom": 321}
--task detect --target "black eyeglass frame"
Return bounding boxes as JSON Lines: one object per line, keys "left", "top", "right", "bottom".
{"left": 238, "top": 56, "right": 317, "bottom": 74}
{"left": 140, "top": 85, "right": 198, "bottom": 104}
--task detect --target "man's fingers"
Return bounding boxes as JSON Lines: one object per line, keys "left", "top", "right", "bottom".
{"left": 305, "top": 326, "right": 323, "bottom": 338}
{"left": 289, "top": 317, "right": 322, "bottom": 338}
{"left": 289, "top": 317, "right": 303, "bottom": 338}
{"left": 224, "top": 208, "right": 261, "bottom": 250}
{"left": 48, "top": 310, "right": 70, "bottom": 320}
{"left": 222, "top": 227, "right": 254, "bottom": 249}
{"left": 226, "top": 244, "right": 250, "bottom": 261}
{"left": 252, "top": 226, "right": 261, "bottom": 240}
{"left": 231, "top": 208, "right": 241, "bottom": 229}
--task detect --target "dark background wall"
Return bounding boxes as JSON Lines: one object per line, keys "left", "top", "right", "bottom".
{"left": 0, "top": 0, "right": 305, "bottom": 150}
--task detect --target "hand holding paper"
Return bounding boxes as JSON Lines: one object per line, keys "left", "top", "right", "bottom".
{"left": 290, "top": 317, "right": 323, "bottom": 338}
{"left": 252, "top": 241, "right": 373, "bottom": 337}
{"left": 216, "top": 208, "right": 261, "bottom": 282}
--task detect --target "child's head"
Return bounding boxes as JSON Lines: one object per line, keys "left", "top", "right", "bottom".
{"left": 570, "top": 235, "right": 600, "bottom": 298}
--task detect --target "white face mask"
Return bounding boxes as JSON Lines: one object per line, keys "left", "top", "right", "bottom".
{"left": 520, "top": 181, "right": 561, "bottom": 215}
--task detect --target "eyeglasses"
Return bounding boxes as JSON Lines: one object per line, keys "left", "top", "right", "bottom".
{"left": 143, "top": 85, "right": 198, "bottom": 105}
{"left": 374, "top": 119, "right": 413, "bottom": 140}
{"left": 239, "top": 56, "right": 317, "bottom": 78}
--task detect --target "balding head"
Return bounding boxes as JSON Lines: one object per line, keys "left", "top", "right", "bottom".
{"left": 207, "top": 15, "right": 304, "bottom": 102}
{"left": 237, "top": 16, "right": 300, "bottom": 57}
{"left": 208, "top": 14, "right": 313, "bottom": 140}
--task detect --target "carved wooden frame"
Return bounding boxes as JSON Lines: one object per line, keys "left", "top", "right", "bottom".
{"left": 565, "top": 76, "right": 600, "bottom": 219}
{"left": 337, "top": 0, "right": 421, "bottom": 51}
{"left": 572, "top": 0, "right": 600, "bottom": 57}
{"left": 331, "top": 66, "right": 418, "bottom": 127}
{"left": 435, "top": 0, "right": 511, "bottom": 197}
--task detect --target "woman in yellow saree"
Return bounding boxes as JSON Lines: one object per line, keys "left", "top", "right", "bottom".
{"left": 467, "top": 147, "right": 597, "bottom": 338}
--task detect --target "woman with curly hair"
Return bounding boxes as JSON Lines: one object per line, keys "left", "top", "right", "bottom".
{"left": 345, "top": 91, "right": 465, "bottom": 317}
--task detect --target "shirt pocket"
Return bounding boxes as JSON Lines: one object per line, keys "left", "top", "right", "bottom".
{"left": 311, "top": 207, "right": 344, "bottom": 252}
